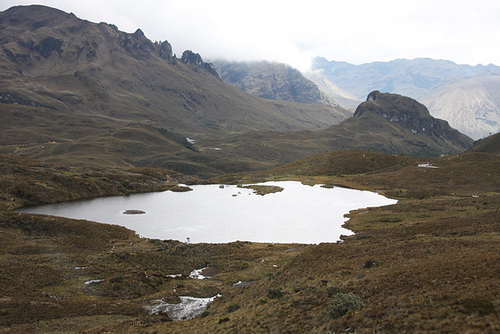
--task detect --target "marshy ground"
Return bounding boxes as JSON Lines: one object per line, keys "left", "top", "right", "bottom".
{"left": 0, "top": 151, "right": 499, "bottom": 333}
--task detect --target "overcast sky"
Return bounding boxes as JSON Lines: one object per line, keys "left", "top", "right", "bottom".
{"left": 2, "top": 0, "right": 500, "bottom": 71}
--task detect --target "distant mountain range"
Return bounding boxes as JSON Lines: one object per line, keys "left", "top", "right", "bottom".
{"left": 420, "top": 76, "right": 500, "bottom": 140}
{"left": 210, "top": 58, "right": 500, "bottom": 139}
{"left": 311, "top": 57, "right": 500, "bottom": 139}
{"left": 312, "top": 57, "right": 500, "bottom": 100}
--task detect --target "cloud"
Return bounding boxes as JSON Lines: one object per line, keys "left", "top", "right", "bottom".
{"left": 2, "top": 0, "right": 499, "bottom": 69}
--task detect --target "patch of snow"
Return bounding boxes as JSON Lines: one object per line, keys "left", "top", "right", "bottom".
{"left": 73, "top": 266, "right": 87, "bottom": 270}
{"left": 189, "top": 267, "right": 210, "bottom": 280}
{"left": 84, "top": 279, "right": 104, "bottom": 285}
{"left": 167, "top": 274, "right": 182, "bottom": 278}
{"left": 232, "top": 281, "right": 256, "bottom": 288}
{"left": 186, "top": 137, "right": 196, "bottom": 144}
{"left": 417, "top": 163, "right": 438, "bottom": 168}
{"left": 146, "top": 294, "right": 221, "bottom": 320}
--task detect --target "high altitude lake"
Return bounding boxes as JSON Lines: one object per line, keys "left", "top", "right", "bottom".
{"left": 17, "top": 181, "right": 397, "bottom": 244}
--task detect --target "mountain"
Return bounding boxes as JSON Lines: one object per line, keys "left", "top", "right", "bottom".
{"left": 302, "top": 70, "right": 361, "bottom": 110}
{"left": 212, "top": 60, "right": 341, "bottom": 106}
{"left": 205, "top": 91, "right": 473, "bottom": 165}
{"left": 420, "top": 76, "right": 500, "bottom": 139}
{"left": 337, "top": 91, "right": 473, "bottom": 154}
{"left": 0, "top": 5, "right": 350, "bottom": 176}
{"left": 312, "top": 57, "right": 500, "bottom": 100}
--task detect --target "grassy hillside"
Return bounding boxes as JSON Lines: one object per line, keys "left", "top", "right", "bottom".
{"left": 470, "top": 132, "right": 500, "bottom": 155}
{"left": 0, "top": 151, "right": 498, "bottom": 333}
{"left": 203, "top": 92, "right": 474, "bottom": 169}
{"left": 0, "top": 5, "right": 350, "bottom": 175}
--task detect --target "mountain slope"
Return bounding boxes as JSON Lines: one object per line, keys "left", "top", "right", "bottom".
{"left": 469, "top": 132, "right": 500, "bottom": 155}
{"left": 0, "top": 5, "right": 350, "bottom": 175}
{"left": 302, "top": 70, "right": 361, "bottom": 109}
{"left": 334, "top": 91, "right": 473, "bottom": 153}
{"left": 212, "top": 60, "right": 341, "bottom": 107}
{"left": 206, "top": 91, "right": 473, "bottom": 165}
{"left": 420, "top": 76, "right": 500, "bottom": 139}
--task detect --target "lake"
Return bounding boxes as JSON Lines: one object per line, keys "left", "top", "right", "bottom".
{"left": 17, "top": 181, "right": 397, "bottom": 244}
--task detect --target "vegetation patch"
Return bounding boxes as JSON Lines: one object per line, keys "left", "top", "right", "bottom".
{"left": 328, "top": 293, "right": 364, "bottom": 319}
{"left": 238, "top": 184, "right": 284, "bottom": 195}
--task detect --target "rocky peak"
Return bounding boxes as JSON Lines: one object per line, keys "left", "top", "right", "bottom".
{"left": 366, "top": 90, "right": 380, "bottom": 101}
{"left": 158, "top": 40, "right": 173, "bottom": 61}
{"left": 120, "top": 28, "right": 155, "bottom": 60}
{"left": 1, "top": 5, "right": 220, "bottom": 78}
{"left": 354, "top": 91, "right": 469, "bottom": 139}
{"left": 181, "top": 50, "right": 219, "bottom": 78}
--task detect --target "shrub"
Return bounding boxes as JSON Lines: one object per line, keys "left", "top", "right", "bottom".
{"left": 326, "top": 285, "right": 342, "bottom": 297}
{"left": 363, "top": 259, "right": 380, "bottom": 268}
{"left": 328, "top": 293, "right": 364, "bottom": 319}
{"left": 267, "top": 288, "right": 284, "bottom": 299}
{"left": 227, "top": 304, "right": 240, "bottom": 313}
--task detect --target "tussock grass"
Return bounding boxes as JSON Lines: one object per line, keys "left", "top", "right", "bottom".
{"left": 0, "top": 150, "right": 499, "bottom": 332}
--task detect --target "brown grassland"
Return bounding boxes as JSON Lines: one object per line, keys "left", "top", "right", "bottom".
{"left": 0, "top": 150, "right": 499, "bottom": 333}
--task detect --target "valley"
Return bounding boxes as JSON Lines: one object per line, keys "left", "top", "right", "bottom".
{"left": 0, "top": 4, "right": 499, "bottom": 334}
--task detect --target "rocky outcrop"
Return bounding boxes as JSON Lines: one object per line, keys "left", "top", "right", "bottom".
{"left": 0, "top": 92, "right": 54, "bottom": 109}
{"left": 181, "top": 50, "right": 219, "bottom": 78}
{"left": 158, "top": 40, "right": 173, "bottom": 61}
{"left": 120, "top": 28, "right": 155, "bottom": 60}
{"left": 353, "top": 91, "right": 473, "bottom": 151}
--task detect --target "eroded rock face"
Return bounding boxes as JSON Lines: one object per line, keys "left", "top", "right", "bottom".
{"left": 356, "top": 91, "right": 451, "bottom": 135}
{"left": 159, "top": 40, "right": 173, "bottom": 61}
{"left": 181, "top": 50, "right": 219, "bottom": 78}
{"left": 120, "top": 29, "right": 155, "bottom": 60}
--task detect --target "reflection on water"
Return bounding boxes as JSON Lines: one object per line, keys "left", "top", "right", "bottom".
{"left": 16, "top": 181, "right": 397, "bottom": 244}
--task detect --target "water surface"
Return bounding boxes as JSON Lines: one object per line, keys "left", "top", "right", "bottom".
{"left": 17, "top": 181, "right": 396, "bottom": 243}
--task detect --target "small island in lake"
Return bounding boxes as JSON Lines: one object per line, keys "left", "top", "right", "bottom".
{"left": 123, "top": 209, "right": 146, "bottom": 215}
{"left": 238, "top": 184, "right": 284, "bottom": 196}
